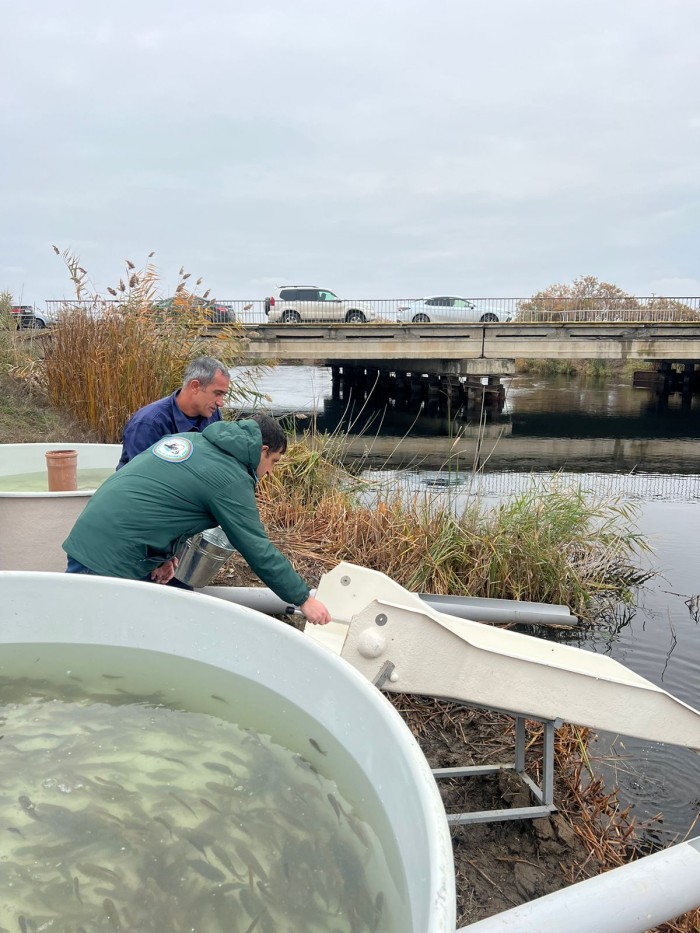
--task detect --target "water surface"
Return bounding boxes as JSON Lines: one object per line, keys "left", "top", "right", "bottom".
{"left": 0, "top": 643, "right": 407, "bottom": 932}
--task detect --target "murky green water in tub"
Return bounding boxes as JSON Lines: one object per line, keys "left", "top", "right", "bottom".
{"left": 0, "top": 468, "right": 114, "bottom": 493}
{"left": 0, "top": 644, "right": 409, "bottom": 932}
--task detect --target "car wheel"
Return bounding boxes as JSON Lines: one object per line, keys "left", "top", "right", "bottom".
{"left": 345, "top": 310, "right": 366, "bottom": 324}
{"left": 281, "top": 310, "right": 301, "bottom": 323}
{"left": 32, "top": 318, "right": 46, "bottom": 329}
{"left": 412, "top": 313, "right": 430, "bottom": 323}
{"left": 480, "top": 313, "right": 498, "bottom": 323}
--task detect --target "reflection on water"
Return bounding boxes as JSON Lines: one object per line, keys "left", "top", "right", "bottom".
{"left": 231, "top": 365, "right": 700, "bottom": 844}
{"left": 231, "top": 368, "right": 700, "bottom": 474}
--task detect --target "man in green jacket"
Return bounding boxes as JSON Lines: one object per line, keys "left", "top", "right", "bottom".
{"left": 63, "top": 414, "right": 331, "bottom": 626}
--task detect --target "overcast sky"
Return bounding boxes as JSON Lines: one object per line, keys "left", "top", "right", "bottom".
{"left": 2, "top": 0, "right": 699, "bottom": 305}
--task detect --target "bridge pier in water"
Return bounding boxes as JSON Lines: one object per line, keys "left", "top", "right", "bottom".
{"left": 330, "top": 365, "right": 507, "bottom": 412}
{"left": 633, "top": 361, "right": 700, "bottom": 399}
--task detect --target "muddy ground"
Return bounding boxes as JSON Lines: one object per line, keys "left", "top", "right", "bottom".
{"left": 391, "top": 694, "right": 600, "bottom": 928}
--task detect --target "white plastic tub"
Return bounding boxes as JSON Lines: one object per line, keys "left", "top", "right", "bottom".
{"left": 0, "top": 572, "right": 456, "bottom": 932}
{"left": 0, "top": 442, "right": 120, "bottom": 571}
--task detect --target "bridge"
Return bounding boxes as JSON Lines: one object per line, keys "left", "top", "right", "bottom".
{"left": 39, "top": 295, "right": 700, "bottom": 395}
{"left": 239, "top": 321, "right": 700, "bottom": 374}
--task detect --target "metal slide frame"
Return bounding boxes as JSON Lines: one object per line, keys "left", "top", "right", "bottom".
{"left": 373, "top": 660, "right": 558, "bottom": 824}
{"left": 433, "top": 715, "right": 558, "bottom": 825}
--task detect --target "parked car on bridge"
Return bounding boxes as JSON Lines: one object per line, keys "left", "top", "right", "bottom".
{"left": 9, "top": 305, "right": 52, "bottom": 329}
{"left": 396, "top": 296, "right": 512, "bottom": 324}
{"left": 265, "top": 286, "right": 379, "bottom": 323}
{"left": 152, "top": 297, "right": 236, "bottom": 324}
{"left": 9, "top": 305, "right": 35, "bottom": 328}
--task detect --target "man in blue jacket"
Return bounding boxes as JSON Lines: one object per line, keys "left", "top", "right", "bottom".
{"left": 117, "top": 356, "right": 231, "bottom": 469}
{"left": 64, "top": 415, "right": 331, "bottom": 625}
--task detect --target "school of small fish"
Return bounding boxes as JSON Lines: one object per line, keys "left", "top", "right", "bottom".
{"left": 0, "top": 674, "right": 401, "bottom": 932}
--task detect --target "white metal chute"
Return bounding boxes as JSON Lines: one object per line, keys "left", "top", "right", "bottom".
{"left": 309, "top": 562, "right": 700, "bottom": 752}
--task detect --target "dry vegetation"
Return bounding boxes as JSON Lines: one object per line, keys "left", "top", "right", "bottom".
{"left": 517, "top": 274, "right": 699, "bottom": 323}
{"left": 41, "top": 248, "right": 247, "bottom": 442}
{"left": 254, "top": 435, "right": 651, "bottom": 623}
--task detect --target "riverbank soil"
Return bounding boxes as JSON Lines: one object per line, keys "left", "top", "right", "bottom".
{"left": 394, "top": 696, "right": 600, "bottom": 926}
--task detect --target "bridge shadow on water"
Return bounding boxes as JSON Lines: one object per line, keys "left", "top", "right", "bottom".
{"left": 271, "top": 383, "right": 700, "bottom": 486}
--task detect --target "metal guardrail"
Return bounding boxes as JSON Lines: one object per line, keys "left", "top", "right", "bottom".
{"left": 41, "top": 296, "right": 700, "bottom": 326}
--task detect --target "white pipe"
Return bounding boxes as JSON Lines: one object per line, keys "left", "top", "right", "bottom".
{"left": 197, "top": 585, "right": 299, "bottom": 614}
{"left": 459, "top": 837, "right": 700, "bottom": 933}
{"left": 198, "top": 586, "right": 577, "bottom": 627}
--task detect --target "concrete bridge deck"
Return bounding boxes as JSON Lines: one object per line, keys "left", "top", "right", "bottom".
{"left": 238, "top": 322, "right": 700, "bottom": 373}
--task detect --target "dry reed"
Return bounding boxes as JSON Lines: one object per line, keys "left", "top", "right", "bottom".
{"left": 42, "top": 249, "right": 245, "bottom": 442}
{"left": 256, "top": 436, "right": 653, "bottom": 619}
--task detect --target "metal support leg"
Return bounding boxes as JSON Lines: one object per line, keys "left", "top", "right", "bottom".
{"left": 432, "top": 716, "right": 558, "bottom": 824}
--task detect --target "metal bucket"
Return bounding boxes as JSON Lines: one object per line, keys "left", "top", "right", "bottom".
{"left": 173, "top": 526, "right": 235, "bottom": 587}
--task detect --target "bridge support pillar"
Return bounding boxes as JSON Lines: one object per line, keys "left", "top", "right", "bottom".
{"left": 633, "top": 361, "right": 700, "bottom": 398}
{"left": 326, "top": 363, "right": 508, "bottom": 413}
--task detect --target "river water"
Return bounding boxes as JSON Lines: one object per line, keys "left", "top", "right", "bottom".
{"left": 232, "top": 364, "right": 700, "bottom": 846}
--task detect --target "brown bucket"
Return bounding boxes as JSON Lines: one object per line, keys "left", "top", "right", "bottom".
{"left": 45, "top": 449, "right": 78, "bottom": 491}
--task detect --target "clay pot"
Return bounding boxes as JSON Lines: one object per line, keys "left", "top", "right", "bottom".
{"left": 45, "top": 449, "right": 78, "bottom": 491}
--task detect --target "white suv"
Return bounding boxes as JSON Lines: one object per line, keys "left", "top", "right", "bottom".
{"left": 265, "top": 286, "right": 377, "bottom": 323}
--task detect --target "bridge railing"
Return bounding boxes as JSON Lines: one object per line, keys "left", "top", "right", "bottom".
{"left": 42, "top": 296, "right": 700, "bottom": 326}
{"left": 214, "top": 296, "right": 700, "bottom": 325}
{"left": 516, "top": 295, "right": 700, "bottom": 324}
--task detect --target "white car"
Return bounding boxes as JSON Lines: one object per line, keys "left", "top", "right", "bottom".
{"left": 397, "top": 296, "right": 511, "bottom": 324}
{"left": 32, "top": 306, "right": 56, "bottom": 327}
{"left": 265, "top": 286, "right": 378, "bottom": 323}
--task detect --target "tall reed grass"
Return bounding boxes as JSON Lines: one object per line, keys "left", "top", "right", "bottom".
{"left": 43, "top": 249, "right": 246, "bottom": 442}
{"left": 256, "top": 437, "right": 651, "bottom": 619}
{"left": 0, "top": 290, "right": 49, "bottom": 397}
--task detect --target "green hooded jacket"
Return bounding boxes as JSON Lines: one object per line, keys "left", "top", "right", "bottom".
{"left": 62, "top": 420, "right": 310, "bottom": 606}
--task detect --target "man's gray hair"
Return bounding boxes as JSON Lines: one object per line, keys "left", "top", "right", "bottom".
{"left": 183, "top": 356, "right": 229, "bottom": 387}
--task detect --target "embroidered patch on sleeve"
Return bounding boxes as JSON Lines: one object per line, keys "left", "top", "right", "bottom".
{"left": 152, "top": 437, "right": 193, "bottom": 462}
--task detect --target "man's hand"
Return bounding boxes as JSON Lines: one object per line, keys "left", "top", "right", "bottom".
{"left": 299, "top": 595, "right": 332, "bottom": 625}
{"left": 150, "top": 557, "right": 178, "bottom": 585}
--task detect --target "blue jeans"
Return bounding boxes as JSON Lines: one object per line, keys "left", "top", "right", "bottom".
{"left": 64, "top": 555, "right": 192, "bottom": 590}
{"left": 65, "top": 556, "right": 96, "bottom": 575}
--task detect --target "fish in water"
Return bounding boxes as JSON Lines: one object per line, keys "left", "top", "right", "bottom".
{"left": 102, "top": 897, "right": 122, "bottom": 931}
{"left": 0, "top": 671, "right": 396, "bottom": 932}
{"left": 187, "top": 858, "right": 226, "bottom": 883}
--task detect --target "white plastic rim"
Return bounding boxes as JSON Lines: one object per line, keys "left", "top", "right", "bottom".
{"left": 0, "top": 443, "right": 121, "bottom": 497}
{"left": 0, "top": 572, "right": 456, "bottom": 933}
